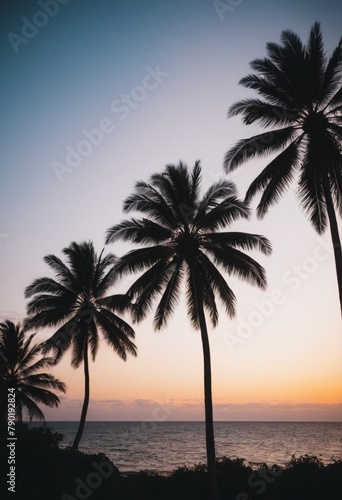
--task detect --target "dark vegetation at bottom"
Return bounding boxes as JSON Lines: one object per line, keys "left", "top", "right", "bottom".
{"left": 0, "top": 425, "right": 341, "bottom": 500}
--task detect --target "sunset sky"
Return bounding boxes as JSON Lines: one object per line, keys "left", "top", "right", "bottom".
{"left": 1, "top": 0, "right": 342, "bottom": 421}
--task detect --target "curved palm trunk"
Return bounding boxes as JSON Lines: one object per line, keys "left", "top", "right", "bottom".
{"left": 197, "top": 302, "right": 220, "bottom": 500}
{"left": 322, "top": 175, "right": 342, "bottom": 316}
{"left": 72, "top": 342, "right": 90, "bottom": 449}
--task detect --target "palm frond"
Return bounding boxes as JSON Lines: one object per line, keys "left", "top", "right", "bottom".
{"left": 196, "top": 197, "right": 249, "bottom": 230}
{"left": 204, "top": 244, "right": 267, "bottom": 290}
{"left": 281, "top": 28, "right": 305, "bottom": 59}
{"left": 24, "top": 277, "right": 75, "bottom": 299}
{"left": 197, "top": 252, "right": 236, "bottom": 318}
{"left": 41, "top": 315, "right": 79, "bottom": 360}
{"left": 88, "top": 321, "right": 99, "bottom": 361}
{"left": 247, "top": 137, "right": 303, "bottom": 217}
{"left": 203, "top": 232, "right": 272, "bottom": 256}
{"left": 190, "top": 160, "right": 202, "bottom": 207}
{"left": 94, "top": 309, "right": 137, "bottom": 359}
{"left": 97, "top": 308, "right": 135, "bottom": 339}
{"left": 25, "top": 294, "right": 75, "bottom": 317}
{"left": 25, "top": 305, "right": 74, "bottom": 330}
{"left": 106, "top": 218, "right": 172, "bottom": 245}
{"left": 62, "top": 242, "right": 96, "bottom": 295}
{"left": 114, "top": 246, "right": 173, "bottom": 278}
{"left": 94, "top": 265, "right": 117, "bottom": 296}
{"left": 328, "top": 123, "right": 342, "bottom": 141}
{"left": 17, "top": 392, "right": 46, "bottom": 421}
{"left": 127, "top": 259, "right": 175, "bottom": 322}
{"left": 121, "top": 182, "right": 177, "bottom": 229}
{"left": 22, "top": 373, "right": 66, "bottom": 393}
{"left": 329, "top": 166, "right": 342, "bottom": 217}
{"left": 243, "top": 137, "right": 299, "bottom": 205}
{"left": 153, "top": 260, "right": 183, "bottom": 330}
{"left": 224, "top": 126, "right": 297, "bottom": 172}
{"left": 297, "top": 151, "right": 327, "bottom": 234}
{"left": 92, "top": 251, "right": 116, "bottom": 294}
{"left": 151, "top": 163, "right": 197, "bottom": 225}
{"left": 97, "top": 294, "right": 132, "bottom": 313}
{"left": 71, "top": 331, "right": 87, "bottom": 368}
{"left": 185, "top": 266, "right": 201, "bottom": 330}
{"left": 195, "top": 179, "right": 237, "bottom": 221}
{"left": 239, "top": 73, "right": 297, "bottom": 110}
{"left": 19, "top": 356, "right": 55, "bottom": 377}
{"left": 184, "top": 262, "right": 219, "bottom": 328}
{"left": 19, "top": 384, "right": 61, "bottom": 407}
{"left": 249, "top": 57, "right": 302, "bottom": 107}
{"left": 307, "top": 22, "right": 326, "bottom": 104}
{"left": 200, "top": 263, "right": 219, "bottom": 328}
{"left": 19, "top": 342, "right": 42, "bottom": 370}
{"left": 319, "top": 37, "right": 342, "bottom": 106}
{"left": 326, "top": 86, "right": 342, "bottom": 111}
{"left": 43, "top": 254, "right": 78, "bottom": 291}
{"left": 229, "top": 98, "right": 296, "bottom": 127}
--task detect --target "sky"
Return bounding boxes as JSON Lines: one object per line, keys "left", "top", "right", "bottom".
{"left": 1, "top": 0, "right": 342, "bottom": 422}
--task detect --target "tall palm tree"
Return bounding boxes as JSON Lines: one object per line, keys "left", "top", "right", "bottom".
{"left": 0, "top": 320, "right": 66, "bottom": 422}
{"left": 24, "top": 241, "right": 137, "bottom": 449}
{"left": 105, "top": 161, "right": 271, "bottom": 500}
{"left": 224, "top": 22, "right": 342, "bottom": 314}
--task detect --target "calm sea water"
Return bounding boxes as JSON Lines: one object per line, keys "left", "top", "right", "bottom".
{"left": 41, "top": 421, "right": 342, "bottom": 474}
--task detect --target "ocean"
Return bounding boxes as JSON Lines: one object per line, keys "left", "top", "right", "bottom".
{"left": 40, "top": 421, "right": 342, "bottom": 474}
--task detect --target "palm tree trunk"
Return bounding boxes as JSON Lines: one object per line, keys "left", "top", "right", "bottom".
{"left": 322, "top": 174, "right": 342, "bottom": 316}
{"left": 197, "top": 302, "right": 220, "bottom": 500}
{"left": 72, "top": 342, "right": 90, "bottom": 449}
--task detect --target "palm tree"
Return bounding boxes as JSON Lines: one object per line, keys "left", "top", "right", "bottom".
{"left": 24, "top": 241, "right": 137, "bottom": 449}
{"left": 0, "top": 320, "right": 66, "bottom": 422}
{"left": 105, "top": 161, "right": 271, "bottom": 500}
{"left": 224, "top": 22, "right": 342, "bottom": 314}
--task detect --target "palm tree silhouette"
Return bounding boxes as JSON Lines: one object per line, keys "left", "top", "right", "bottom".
{"left": 0, "top": 320, "right": 66, "bottom": 422}
{"left": 24, "top": 241, "right": 137, "bottom": 448}
{"left": 106, "top": 161, "right": 271, "bottom": 500}
{"left": 224, "top": 22, "right": 342, "bottom": 314}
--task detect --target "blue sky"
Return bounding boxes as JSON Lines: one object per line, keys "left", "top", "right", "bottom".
{"left": 1, "top": 0, "right": 342, "bottom": 421}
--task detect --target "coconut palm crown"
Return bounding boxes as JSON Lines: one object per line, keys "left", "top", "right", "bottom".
{"left": 224, "top": 22, "right": 342, "bottom": 312}
{"left": 0, "top": 320, "right": 66, "bottom": 422}
{"left": 24, "top": 241, "right": 137, "bottom": 448}
{"left": 106, "top": 161, "right": 271, "bottom": 500}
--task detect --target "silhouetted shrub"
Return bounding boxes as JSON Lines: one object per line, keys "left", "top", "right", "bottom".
{"left": 0, "top": 424, "right": 120, "bottom": 500}
{"left": 1, "top": 425, "right": 341, "bottom": 500}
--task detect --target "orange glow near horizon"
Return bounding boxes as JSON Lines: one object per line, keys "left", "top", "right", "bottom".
{"left": 48, "top": 347, "right": 342, "bottom": 409}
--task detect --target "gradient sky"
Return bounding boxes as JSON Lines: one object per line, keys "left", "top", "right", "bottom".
{"left": 1, "top": 0, "right": 342, "bottom": 421}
